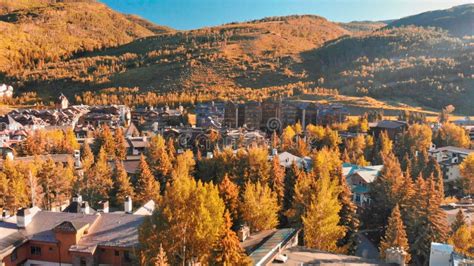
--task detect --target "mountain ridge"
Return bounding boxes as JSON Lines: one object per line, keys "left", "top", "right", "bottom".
{"left": 388, "top": 4, "right": 474, "bottom": 37}
{"left": 0, "top": 2, "right": 472, "bottom": 114}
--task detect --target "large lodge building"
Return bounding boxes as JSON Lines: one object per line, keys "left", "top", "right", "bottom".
{"left": 201, "top": 99, "right": 348, "bottom": 131}
{"left": 0, "top": 198, "right": 145, "bottom": 266}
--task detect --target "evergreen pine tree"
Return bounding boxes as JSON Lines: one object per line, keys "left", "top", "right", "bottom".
{"left": 212, "top": 211, "right": 251, "bottom": 265}
{"left": 337, "top": 173, "right": 360, "bottom": 254}
{"left": 218, "top": 174, "right": 240, "bottom": 224}
{"left": 283, "top": 161, "right": 301, "bottom": 213}
{"left": 241, "top": 181, "right": 279, "bottom": 232}
{"left": 303, "top": 169, "right": 345, "bottom": 253}
{"left": 135, "top": 155, "right": 160, "bottom": 205}
{"left": 411, "top": 177, "right": 449, "bottom": 265}
{"left": 112, "top": 160, "right": 135, "bottom": 207}
{"left": 0, "top": 171, "right": 7, "bottom": 209}
{"left": 460, "top": 153, "right": 474, "bottom": 195}
{"left": 288, "top": 171, "right": 314, "bottom": 227}
{"left": 451, "top": 209, "right": 466, "bottom": 234}
{"left": 147, "top": 135, "right": 172, "bottom": 179}
{"left": 379, "top": 205, "right": 410, "bottom": 262}
{"left": 115, "top": 127, "right": 127, "bottom": 160}
{"left": 366, "top": 152, "right": 404, "bottom": 230}
{"left": 270, "top": 155, "right": 285, "bottom": 211}
{"left": 373, "top": 131, "right": 393, "bottom": 165}
{"left": 81, "top": 142, "right": 94, "bottom": 171}
{"left": 166, "top": 138, "right": 176, "bottom": 162}
{"left": 341, "top": 148, "right": 350, "bottom": 163}
{"left": 96, "top": 124, "right": 116, "bottom": 157}
{"left": 154, "top": 244, "right": 169, "bottom": 266}
{"left": 85, "top": 148, "right": 113, "bottom": 206}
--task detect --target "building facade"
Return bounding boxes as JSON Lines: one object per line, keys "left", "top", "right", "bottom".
{"left": 0, "top": 207, "right": 145, "bottom": 266}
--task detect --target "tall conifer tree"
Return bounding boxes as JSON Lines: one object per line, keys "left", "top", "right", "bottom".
{"left": 135, "top": 155, "right": 160, "bottom": 205}
{"left": 379, "top": 205, "right": 410, "bottom": 262}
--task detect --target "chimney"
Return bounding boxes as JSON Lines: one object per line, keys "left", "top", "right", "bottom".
{"left": 385, "top": 247, "right": 407, "bottom": 266}
{"left": 272, "top": 148, "right": 278, "bottom": 156}
{"left": 124, "top": 196, "right": 133, "bottom": 214}
{"left": 98, "top": 200, "right": 109, "bottom": 213}
{"left": 16, "top": 208, "right": 32, "bottom": 228}
{"left": 81, "top": 201, "right": 90, "bottom": 214}
{"left": 72, "top": 194, "right": 83, "bottom": 204}
{"left": 5, "top": 151, "right": 13, "bottom": 161}
{"left": 74, "top": 150, "right": 82, "bottom": 168}
{"left": 1, "top": 209, "right": 9, "bottom": 221}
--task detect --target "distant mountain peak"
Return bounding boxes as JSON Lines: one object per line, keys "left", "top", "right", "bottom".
{"left": 389, "top": 4, "right": 474, "bottom": 37}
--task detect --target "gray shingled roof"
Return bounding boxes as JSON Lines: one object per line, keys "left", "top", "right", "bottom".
{"left": 1, "top": 211, "right": 146, "bottom": 260}
{"left": 373, "top": 120, "right": 407, "bottom": 129}
{"left": 25, "top": 212, "right": 99, "bottom": 243}
{"left": 76, "top": 213, "right": 145, "bottom": 248}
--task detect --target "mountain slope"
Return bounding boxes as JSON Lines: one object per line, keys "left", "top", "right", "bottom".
{"left": 338, "top": 21, "right": 386, "bottom": 33}
{"left": 0, "top": 0, "right": 156, "bottom": 75}
{"left": 0, "top": 0, "right": 53, "bottom": 14}
{"left": 302, "top": 26, "right": 473, "bottom": 114}
{"left": 125, "top": 14, "right": 176, "bottom": 35}
{"left": 11, "top": 15, "right": 349, "bottom": 94}
{"left": 0, "top": 4, "right": 472, "bottom": 114}
{"left": 389, "top": 4, "right": 474, "bottom": 37}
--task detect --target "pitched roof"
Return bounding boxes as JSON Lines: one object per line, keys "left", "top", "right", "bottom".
{"left": 0, "top": 209, "right": 99, "bottom": 257}
{"left": 0, "top": 154, "right": 74, "bottom": 168}
{"left": 277, "top": 152, "right": 309, "bottom": 168}
{"left": 133, "top": 200, "right": 155, "bottom": 216}
{"left": 431, "top": 146, "right": 474, "bottom": 155}
{"left": 0, "top": 210, "right": 145, "bottom": 259}
{"left": 124, "top": 123, "right": 139, "bottom": 136}
{"left": 74, "top": 213, "right": 145, "bottom": 250}
{"left": 53, "top": 221, "right": 89, "bottom": 233}
{"left": 344, "top": 163, "right": 383, "bottom": 184}
{"left": 355, "top": 171, "right": 379, "bottom": 184}
{"left": 372, "top": 120, "right": 408, "bottom": 129}
{"left": 24, "top": 212, "right": 99, "bottom": 243}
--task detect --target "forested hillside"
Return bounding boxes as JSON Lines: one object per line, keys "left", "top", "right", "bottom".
{"left": 9, "top": 15, "right": 350, "bottom": 98}
{"left": 389, "top": 4, "right": 474, "bottom": 37}
{"left": 0, "top": 0, "right": 155, "bottom": 75}
{"left": 303, "top": 27, "right": 474, "bottom": 114}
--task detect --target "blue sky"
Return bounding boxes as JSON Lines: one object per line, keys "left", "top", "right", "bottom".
{"left": 100, "top": 0, "right": 473, "bottom": 30}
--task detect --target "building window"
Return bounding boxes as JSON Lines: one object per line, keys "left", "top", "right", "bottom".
{"left": 31, "top": 246, "right": 41, "bottom": 256}
{"left": 49, "top": 247, "right": 54, "bottom": 252}
{"left": 80, "top": 258, "right": 87, "bottom": 266}
{"left": 355, "top": 194, "right": 361, "bottom": 203}
{"left": 115, "top": 250, "right": 120, "bottom": 256}
{"left": 124, "top": 251, "right": 131, "bottom": 262}
{"left": 10, "top": 250, "right": 17, "bottom": 261}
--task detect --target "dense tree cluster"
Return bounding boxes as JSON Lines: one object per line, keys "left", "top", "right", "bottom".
{"left": 0, "top": 157, "right": 75, "bottom": 212}
{"left": 1, "top": 111, "right": 473, "bottom": 265}
{"left": 18, "top": 129, "right": 79, "bottom": 156}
